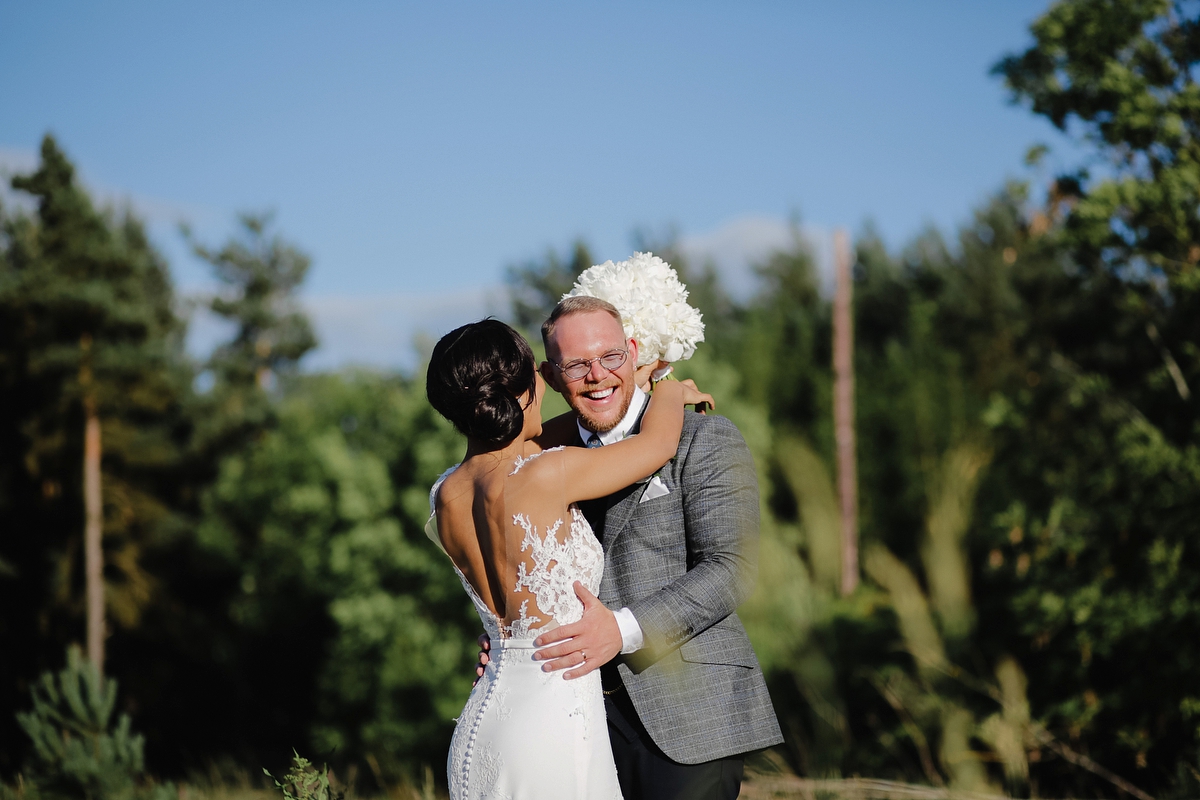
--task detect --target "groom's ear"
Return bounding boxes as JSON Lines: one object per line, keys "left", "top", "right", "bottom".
{"left": 538, "top": 361, "right": 562, "bottom": 393}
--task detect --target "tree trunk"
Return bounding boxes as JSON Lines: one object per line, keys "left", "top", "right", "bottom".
{"left": 80, "top": 335, "right": 104, "bottom": 675}
{"left": 833, "top": 229, "right": 859, "bottom": 596}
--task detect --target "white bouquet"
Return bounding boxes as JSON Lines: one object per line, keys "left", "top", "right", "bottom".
{"left": 565, "top": 252, "right": 705, "bottom": 367}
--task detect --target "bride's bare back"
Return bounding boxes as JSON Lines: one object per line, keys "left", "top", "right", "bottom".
{"left": 432, "top": 447, "right": 594, "bottom": 638}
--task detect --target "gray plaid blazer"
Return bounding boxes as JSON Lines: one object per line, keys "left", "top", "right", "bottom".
{"left": 578, "top": 409, "right": 783, "bottom": 764}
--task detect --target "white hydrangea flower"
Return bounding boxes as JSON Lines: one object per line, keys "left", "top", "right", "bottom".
{"left": 565, "top": 252, "right": 705, "bottom": 366}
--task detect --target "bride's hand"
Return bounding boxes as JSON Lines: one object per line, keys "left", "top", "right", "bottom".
{"left": 678, "top": 379, "right": 714, "bottom": 414}
{"left": 634, "top": 359, "right": 667, "bottom": 391}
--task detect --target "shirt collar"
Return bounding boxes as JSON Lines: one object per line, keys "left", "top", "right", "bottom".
{"left": 577, "top": 385, "right": 648, "bottom": 446}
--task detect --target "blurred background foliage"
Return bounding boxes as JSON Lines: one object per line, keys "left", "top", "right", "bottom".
{"left": 3, "top": 0, "right": 1200, "bottom": 797}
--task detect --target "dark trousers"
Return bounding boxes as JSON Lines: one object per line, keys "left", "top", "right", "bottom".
{"left": 604, "top": 686, "right": 744, "bottom": 800}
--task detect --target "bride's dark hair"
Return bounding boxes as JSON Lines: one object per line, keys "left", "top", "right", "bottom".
{"left": 426, "top": 319, "right": 537, "bottom": 445}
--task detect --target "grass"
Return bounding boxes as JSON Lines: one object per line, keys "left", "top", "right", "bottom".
{"left": 170, "top": 766, "right": 1113, "bottom": 800}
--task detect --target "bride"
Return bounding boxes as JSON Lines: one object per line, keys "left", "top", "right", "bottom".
{"left": 423, "top": 319, "right": 711, "bottom": 800}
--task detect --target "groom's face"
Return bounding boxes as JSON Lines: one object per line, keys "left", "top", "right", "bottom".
{"left": 541, "top": 310, "right": 638, "bottom": 434}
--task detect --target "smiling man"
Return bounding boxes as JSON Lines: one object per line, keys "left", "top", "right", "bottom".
{"left": 526, "top": 294, "right": 782, "bottom": 800}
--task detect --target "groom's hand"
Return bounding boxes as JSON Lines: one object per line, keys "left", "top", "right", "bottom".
{"left": 474, "top": 633, "right": 490, "bottom": 686}
{"left": 533, "top": 581, "right": 622, "bottom": 680}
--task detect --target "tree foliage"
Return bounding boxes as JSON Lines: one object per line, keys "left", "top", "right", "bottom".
{"left": 12, "top": 647, "right": 171, "bottom": 800}
{"left": 990, "top": 3, "right": 1200, "bottom": 790}
{"left": 190, "top": 371, "right": 475, "bottom": 781}
{"left": 0, "top": 136, "right": 191, "bottom": 773}
{"left": 505, "top": 240, "right": 592, "bottom": 335}
{"left": 6, "top": 3, "right": 1200, "bottom": 796}
{"left": 186, "top": 213, "right": 317, "bottom": 456}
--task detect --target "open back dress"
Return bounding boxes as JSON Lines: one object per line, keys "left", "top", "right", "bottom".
{"left": 426, "top": 446, "right": 622, "bottom": 800}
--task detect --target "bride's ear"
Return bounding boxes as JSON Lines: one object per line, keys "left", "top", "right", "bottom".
{"left": 519, "top": 374, "right": 541, "bottom": 411}
{"left": 518, "top": 376, "right": 544, "bottom": 436}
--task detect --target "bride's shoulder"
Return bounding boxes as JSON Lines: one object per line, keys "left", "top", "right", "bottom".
{"left": 432, "top": 463, "right": 475, "bottom": 508}
{"left": 510, "top": 445, "right": 568, "bottom": 476}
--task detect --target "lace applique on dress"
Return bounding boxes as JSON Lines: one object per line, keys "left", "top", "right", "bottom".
{"left": 427, "top": 456, "right": 604, "bottom": 644}
{"left": 508, "top": 509, "right": 603, "bottom": 638}
{"left": 474, "top": 743, "right": 511, "bottom": 800}
{"left": 504, "top": 599, "right": 542, "bottom": 640}
{"left": 569, "top": 673, "right": 592, "bottom": 742}
{"left": 494, "top": 689, "right": 512, "bottom": 722}
{"left": 509, "top": 445, "right": 565, "bottom": 475}
{"left": 503, "top": 447, "right": 605, "bottom": 640}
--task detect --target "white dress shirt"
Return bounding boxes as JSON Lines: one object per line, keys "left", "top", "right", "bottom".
{"left": 577, "top": 386, "right": 648, "bottom": 654}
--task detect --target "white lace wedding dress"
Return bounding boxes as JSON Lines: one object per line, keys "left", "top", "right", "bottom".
{"left": 426, "top": 448, "right": 623, "bottom": 800}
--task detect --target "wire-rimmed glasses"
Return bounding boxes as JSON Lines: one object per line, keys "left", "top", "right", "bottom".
{"left": 552, "top": 349, "right": 629, "bottom": 381}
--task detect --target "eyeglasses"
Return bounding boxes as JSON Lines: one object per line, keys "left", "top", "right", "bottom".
{"left": 553, "top": 349, "right": 629, "bottom": 381}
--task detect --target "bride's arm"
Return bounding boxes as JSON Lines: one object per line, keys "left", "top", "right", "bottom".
{"left": 558, "top": 380, "right": 711, "bottom": 504}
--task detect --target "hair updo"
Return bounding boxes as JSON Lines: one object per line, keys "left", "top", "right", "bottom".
{"left": 426, "top": 319, "right": 537, "bottom": 445}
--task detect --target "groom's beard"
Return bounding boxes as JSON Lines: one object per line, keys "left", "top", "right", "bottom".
{"left": 574, "top": 382, "right": 634, "bottom": 434}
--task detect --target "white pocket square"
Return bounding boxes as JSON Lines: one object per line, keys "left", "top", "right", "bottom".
{"left": 640, "top": 475, "right": 670, "bottom": 503}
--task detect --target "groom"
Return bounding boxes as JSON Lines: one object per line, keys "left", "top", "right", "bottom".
{"left": 481, "top": 295, "right": 782, "bottom": 800}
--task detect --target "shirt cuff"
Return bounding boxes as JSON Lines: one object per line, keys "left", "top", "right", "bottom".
{"left": 613, "top": 607, "right": 644, "bottom": 654}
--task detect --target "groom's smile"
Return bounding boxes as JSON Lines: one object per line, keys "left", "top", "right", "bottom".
{"left": 577, "top": 380, "right": 623, "bottom": 421}
{"left": 582, "top": 386, "right": 616, "bottom": 402}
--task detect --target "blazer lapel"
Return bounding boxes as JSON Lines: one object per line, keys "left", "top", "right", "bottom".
{"left": 599, "top": 481, "right": 642, "bottom": 549}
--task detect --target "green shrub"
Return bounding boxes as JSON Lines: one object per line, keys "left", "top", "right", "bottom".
{"left": 264, "top": 753, "right": 342, "bottom": 800}
{"left": 11, "top": 648, "right": 171, "bottom": 800}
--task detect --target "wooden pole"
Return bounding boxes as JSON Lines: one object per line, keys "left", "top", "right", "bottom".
{"left": 833, "top": 230, "right": 859, "bottom": 596}
{"left": 81, "top": 334, "right": 104, "bottom": 675}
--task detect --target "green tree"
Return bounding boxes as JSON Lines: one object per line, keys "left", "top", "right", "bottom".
{"left": 11, "top": 648, "right": 171, "bottom": 800}
{"left": 190, "top": 371, "right": 476, "bottom": 783}
{"left": 186, "top": 213, "right": 317, "bottom": 455}
{"left": 108, "top": 215, "right": 321, "bottom": 774}
{"left": 0, "top": 136, "right": 190, "bottom": 772}
{"left": 996, "top": 0, "right": 1199, "bottom": 421}
{"left": 989, "top": 2, "right": 1200, "bottom": 792}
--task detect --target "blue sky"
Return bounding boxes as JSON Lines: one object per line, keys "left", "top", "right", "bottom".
{"left": 0, "top": 2, "right": 1077, "bottom": 368}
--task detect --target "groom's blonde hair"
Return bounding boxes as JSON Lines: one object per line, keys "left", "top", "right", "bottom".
{"left": 541, "top": 296, "right": 623, "bottom": 350}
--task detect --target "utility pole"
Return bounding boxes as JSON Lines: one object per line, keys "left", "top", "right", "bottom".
{"left": 833, "top": 229, "right": 859, "bottom": 595}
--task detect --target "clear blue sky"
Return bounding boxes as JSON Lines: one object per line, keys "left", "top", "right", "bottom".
{"left": 0, "top": 2, "right": 1076, "bottom": 367}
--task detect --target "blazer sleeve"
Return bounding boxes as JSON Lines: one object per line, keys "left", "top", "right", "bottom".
{"left": 626, "top": 415, "right": 760, "bottom": 665}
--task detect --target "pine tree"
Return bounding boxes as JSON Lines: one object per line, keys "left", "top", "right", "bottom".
{"left": 0, "top": 136, "right": 190, "bottom": 768}
{"left": 186, "top": 213, "right": 316, "bottom": 455}
{"left": 14, "top": 647, "right": 171, "bottom": 800}
{"left": 5, "top": 135, "right": 186, "bottom": 675}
